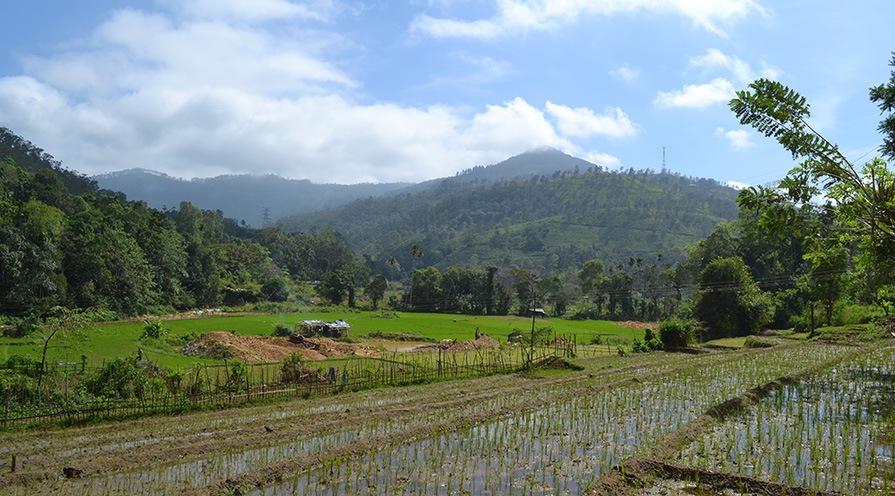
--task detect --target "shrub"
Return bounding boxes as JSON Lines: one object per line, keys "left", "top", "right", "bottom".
{"left": 281, "top": 352, "right": 317, "bottom": 384}
{"left": 631, "top": 339, "right": 649, "bottom": 353}
{"left": 643, "top": 329, "right": 663, "bottom": 350}
{"left": 141, "top": 320, "right": 168, "bottom": 339}
{"left": 84, "top": 356, "right": 146, "bottom": 399}
{"left": 226, "top": 359, "right": 248, "bottom": 391}
{"left": 659, "top": 319, "right": 695, "bottom": 349}
{"left": 832, "top": 303, "right": 883, "bottom": 326}
{"left": 165, "top": 368, "right": 185, "bottom": 393}
{"left": 743, "top": 336, "right": 776, "bottom": 348}
{"left": 272, "top": 323, "right": 294, "bottom": 337}
{"left": 4, "top": 355, "right": 41, "bottom": 377}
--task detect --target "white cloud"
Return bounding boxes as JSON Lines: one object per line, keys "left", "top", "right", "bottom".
{"left": 21, "top": 8, "right": 354, "bottom": 100}
{"left": 461, "top": 97, "right": 572, "bottom": 154}
{"left": 690, "top": 48, "right": 754, "bottom": 83}
{"left": 654, "top": 78, "right": 735, "bottom": 109}
{"left": 0, "top": 65, "right": 576, "bottom": 183}
{"left": 609, "top": 64, "right": 640, "bottom": 83}
{"left": 688, "top": 48, "right": 780, "bottom": 84}
{"left": 582, "top": 151, "right": 621, "bottom": 169}
{"left": 0, "top": 1, "right": 636, "bottom": 184}
{"left": 410, "top": 0, "right": 766, "bottom": 39}
{"left": 727, "top": 180, "right": 750, "bottom": 190}
{"left": 159, "top": 0, "right": 337, "bottom": 23}
{"left": 715, "top": 127, "right": 754, "bottom": 150}
{"left": 545, "top": 102, "right": 637, "bottom": 139}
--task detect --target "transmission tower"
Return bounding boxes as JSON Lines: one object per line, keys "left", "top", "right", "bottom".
{"left": 261, "top": 207, "right": 272, "bottom": 228}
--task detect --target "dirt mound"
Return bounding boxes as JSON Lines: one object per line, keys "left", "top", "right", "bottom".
{"left": 414, "top": 335, "right": 501, "bottom": 352}
{"left": 182, "top": 332, "right": 379, "bottom": 362}
{"left": 531, "top": 356, "right": 577, "bottom": 369}
{"left": 615, "top": 320, "right": 659, "bottom": 330}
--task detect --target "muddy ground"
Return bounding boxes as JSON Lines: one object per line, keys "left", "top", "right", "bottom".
{"left": 181, "top": 331, "right": 380, "bottom": 362}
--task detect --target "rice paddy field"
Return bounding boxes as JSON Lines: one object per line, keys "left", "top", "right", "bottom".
{"left": 0, "top": 312, "right": 641, "bottom": 369}
{"left": 0, "top": 338, "right": 891, "bottom": 495}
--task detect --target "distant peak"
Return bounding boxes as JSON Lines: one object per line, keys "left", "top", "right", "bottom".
{"left": 93, "top": 168, "right": 179, "bottom": 180}
{"left": 522, "top": 146, "right": 562, "bottom": 155}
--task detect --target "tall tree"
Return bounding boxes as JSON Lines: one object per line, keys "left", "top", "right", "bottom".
{"left": 365, "top": 274, "right": 388, "bottom": 309}
{"left": 693, "top": 257, "right": 774, "bottom": 339}
{"left": 730, "top": 63, "right": 895, "bottom": 259}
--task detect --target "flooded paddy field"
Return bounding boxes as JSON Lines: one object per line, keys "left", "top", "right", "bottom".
{"left": 0, "top": 342, "right": 889, "bottom": 495}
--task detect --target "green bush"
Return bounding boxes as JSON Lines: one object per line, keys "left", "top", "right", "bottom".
{"left": 643, "top": 329, "right": 663, "bottom": 350}
{"left": 141, "top": 320, "right": 168, "bottom": 339}
{"left": 84, "top": 356, "right": 146, "bottom": 399}
{"left": 3, "top": 355, "right": 41, "bottom": 377}
{"left": 743, "top": 336, "right": 776, "bottom": 348}
{"left": 281, "top": 352, "right": 314, "bottom": 384}
{"left": 659, "top": 319, "right": 695, "bottom": 349}
{"left": 832, "top": 303, "right": 883, "bottom": 326}
{"left": 272, "top": 323, "right": 294, "bottom": 337}
{"left": 226, "top": 359, "right": 248, "bottom": 391}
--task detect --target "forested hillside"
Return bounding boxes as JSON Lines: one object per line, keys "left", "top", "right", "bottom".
{"left": 0, "top": 129, "right": 360, "bottom": 318}
{"left": 93, "top": 148, "right": 596, "bottom": 226}
{"left": 94, "top": 169, "right": 410, "bottom": 227}
{"left": 279, "top": 168, "right": 740, "bottom": 277}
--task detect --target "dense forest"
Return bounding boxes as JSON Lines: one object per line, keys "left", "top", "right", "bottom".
{"left": 0, "top": 127, "right": 363, "bottom": 319}
{"left": 279, "top": 166, "right": 740, "bottom": 277}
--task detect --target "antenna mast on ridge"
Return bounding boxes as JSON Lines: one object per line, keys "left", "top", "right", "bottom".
{"left": 261, "top": 207, "right": 272, "bottom": 228}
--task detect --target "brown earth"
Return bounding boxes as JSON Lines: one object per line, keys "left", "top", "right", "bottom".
{"left": 181, "top": 331, "right": 380, "bottom": 362}
{"left": 413, "top": 334, "right": 500, "bottom": 352}
{"left": 615, "top": 320, "right": 660, "bottom": 330}
{"left": 589, "top": 457, "right": 846, "bottom": 496}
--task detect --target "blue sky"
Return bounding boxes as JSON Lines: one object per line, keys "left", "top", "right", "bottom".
{"left": 1, "top": 0, "right": 892, "bottom": 186}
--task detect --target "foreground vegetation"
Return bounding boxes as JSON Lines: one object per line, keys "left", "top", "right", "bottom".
{"left": 0, "top": 339, "right": 889, "bottom": 495}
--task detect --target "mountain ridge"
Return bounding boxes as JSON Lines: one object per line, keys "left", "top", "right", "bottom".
{"left": 278, "top": 166, "right": 741, "bottom": 276}
{"left": 92, "top": 147, "right": 604, "bottom": 226}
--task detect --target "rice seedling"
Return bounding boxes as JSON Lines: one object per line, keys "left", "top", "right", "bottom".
{"left": 676, "top": 344, "right": 895, "bottom": 495}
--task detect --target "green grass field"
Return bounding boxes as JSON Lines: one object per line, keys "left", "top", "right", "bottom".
{"left": 0, "top": 311, "right": 644, "bottom": 370}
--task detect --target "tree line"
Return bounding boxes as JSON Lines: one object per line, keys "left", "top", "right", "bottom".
{"left": 0, "top": 136, "right": 362, "bottom": 321}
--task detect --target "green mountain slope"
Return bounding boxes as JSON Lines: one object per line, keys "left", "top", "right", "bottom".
{"left": 279, "top": 168, "right": 740, "bottom": 276}
{"left": 93, "top": 169, "right": 411, "bottom": 227}
{"left": 0, "top": 127, "right": 98, "bottom": 195}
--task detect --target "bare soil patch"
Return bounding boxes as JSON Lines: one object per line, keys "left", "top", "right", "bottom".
{"left": 413, "top": 334, "right": 500, "bottom": 352}
{"left": 615, "top": 320, "right": 659, "bottom": 330}
{"left": 590, "top": 457, "right": 846, "bottom": 496}
{"left": 181, "top": 331, "right": 379, "bottom": 362}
